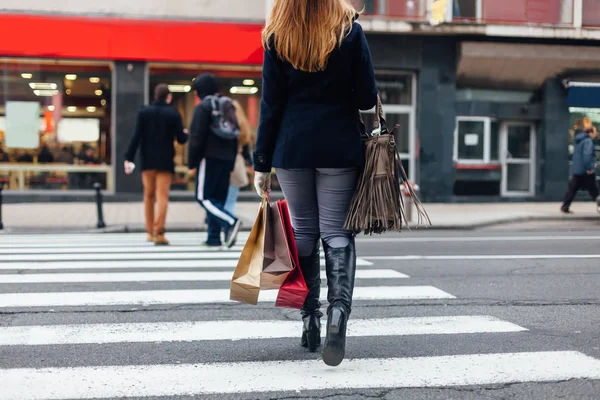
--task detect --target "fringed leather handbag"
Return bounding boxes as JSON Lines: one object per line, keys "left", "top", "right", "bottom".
{"left": 344, "top": 95, "right": 431, "bottom": 235}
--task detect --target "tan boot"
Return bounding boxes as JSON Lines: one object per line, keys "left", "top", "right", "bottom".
{"left": 147, "top": 233, "right": 155, "bottom": 243}
{"left": 154, "top": 234, "right": 169, "bottom": 246}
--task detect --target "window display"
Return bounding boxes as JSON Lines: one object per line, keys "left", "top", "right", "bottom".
{"left": 0, "top": 58, "right": 112, "bottom": 191}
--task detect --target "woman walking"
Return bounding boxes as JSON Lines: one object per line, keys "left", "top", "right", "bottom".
{"left": 253, "top": 0, "right": 378, "bottom": 366}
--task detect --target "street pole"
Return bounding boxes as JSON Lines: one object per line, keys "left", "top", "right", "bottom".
{"left": 93, "top": 182, "right": 106, "bottom": 229}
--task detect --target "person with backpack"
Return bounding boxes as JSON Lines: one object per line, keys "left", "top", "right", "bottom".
{"left": 187, "top": 73, "right": 243, "bottom": 249}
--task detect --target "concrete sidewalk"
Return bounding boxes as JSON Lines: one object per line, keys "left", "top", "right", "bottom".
{"left": 1, "top": 200, "right": 598, "bottom": 234}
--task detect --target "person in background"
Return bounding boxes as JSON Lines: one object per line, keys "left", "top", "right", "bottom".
{"left": 125, "top": 83, "right": 188, "bottom": 245}
{"left": 0, "top": 145, "right": 9, "bottom": 163}
{"left": 80, "top": 146, "right": 99, "bottom": 165}
{"left": 561, "top": 118, "right": 598, "bottom": 213}
{"left": 55, "top": 146, "right": 74, "bottom": 164}
{"left": 224, "top": 100, "right": 253, "bottom": 216}
{"left": 253, "top": 0, "right": 378, "bottom": 366}
{"left": 37, "top": 144, "right": 54, "bottom": 164}
{"left": 187, "top": 73, "right": 243, "bottom": 249}
{"left": 16, "top": 150, "right": 33, "bottom": 163}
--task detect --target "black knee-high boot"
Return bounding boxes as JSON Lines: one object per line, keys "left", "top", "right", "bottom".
{"left": 299, "top": 241, "right": 323, "bottom": 352}
{"left": 322, "top": 239, "right": 356, "bottom": 367}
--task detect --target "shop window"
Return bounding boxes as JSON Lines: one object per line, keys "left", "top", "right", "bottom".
{"left": 454, "top": 117, "right": 500, "bottom": 164}
{"left": 0, "top": 59, "right": 112, "bottom": 192}
{"left": 454, "top": 0, "right": 479, "bottom": 19}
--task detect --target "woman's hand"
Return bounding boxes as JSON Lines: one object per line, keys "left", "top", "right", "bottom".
{"left": 254, "top": 172, "right": 271, "bottom": 197}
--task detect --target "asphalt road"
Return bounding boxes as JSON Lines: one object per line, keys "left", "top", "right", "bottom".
{"left": 0, "top": 225, "right": 599, "bottom": 400}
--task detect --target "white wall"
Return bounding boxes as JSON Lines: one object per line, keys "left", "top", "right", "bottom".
{"left": 0, "top": 0, "right": 266, "bottom": 22}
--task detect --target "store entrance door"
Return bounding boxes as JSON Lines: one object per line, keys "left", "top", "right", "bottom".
{"left": 500, "top": 122, "right": 536, "bottom": 197}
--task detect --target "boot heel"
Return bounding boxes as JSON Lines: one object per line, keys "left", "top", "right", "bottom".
{"left": 323, "top": 307, "right": 347, "bottom": 367}
{"left": 305, "top": 330, "right": 320, "bottom": 352}
{"left": 328, "top": 308, "right": 342, "bottom": 334}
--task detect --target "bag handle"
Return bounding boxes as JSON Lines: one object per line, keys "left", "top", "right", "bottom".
{"left": 358, "top": 94, "right": 387, "bottom": 137}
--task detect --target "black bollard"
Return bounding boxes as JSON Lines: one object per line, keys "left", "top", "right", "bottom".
{"left": 0, "top": 183, "right": 4, "bottom": 231}
{"left": 93, "top": 182, "right": 106, "bottom": 229}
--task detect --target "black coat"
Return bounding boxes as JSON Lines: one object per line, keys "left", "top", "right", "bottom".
{"left": 125, "top": 100, "right": 188, "bottom": 173}
{"left": 253, "top": 20, "right": 378, "bottom": 173}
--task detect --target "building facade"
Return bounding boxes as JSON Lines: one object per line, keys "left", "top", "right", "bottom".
{"left": 0, "top": 0, "right": 599, "bottom": 203}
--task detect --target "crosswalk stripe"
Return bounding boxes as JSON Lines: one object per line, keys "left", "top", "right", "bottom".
{"left": 0, "top": 316, "right": 526, "bottom": 346}
{"left": 2, "top": 351, "right": 599, "bottom": 399}
{"left": 0, "top": 269, "right": 408, "bottom": 283}
{"left": 0, "top": 286, "right": 455, "bottom": 308}
{"left": 0, "top": 242, "right": 245, "bottom": 249}
{"left": 0, "top": 258, "right": 374, "bottom": 269}
{"left": 365, "top": 254, "right": 600, "bottom": 261}
{"left": 0, "top": 233, "right": 245, "bottom": 244}
{"left": 0, "top": 245, "right": 246, "bottom": 254}
{"left": 2, "top": 253, "right": 374, "bottom": 265}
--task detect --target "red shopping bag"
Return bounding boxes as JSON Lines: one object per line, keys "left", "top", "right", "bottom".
{"left": 275, "top": 199, "right": 309, "bottom": 309}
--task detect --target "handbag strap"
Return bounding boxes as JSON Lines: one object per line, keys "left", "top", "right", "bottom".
{"left": 358, "top": 94, "right": 388, "bottom": 137}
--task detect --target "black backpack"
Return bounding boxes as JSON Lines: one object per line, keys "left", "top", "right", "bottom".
{"left": 205, "top": 95, "right": 240, "bottom": 140}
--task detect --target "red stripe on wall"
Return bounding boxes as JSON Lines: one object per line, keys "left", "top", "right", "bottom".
{"left": 0, "top": 14, "right": 264, "bottom": 65}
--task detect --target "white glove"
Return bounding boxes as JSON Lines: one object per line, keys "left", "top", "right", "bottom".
{"left": 254, "top": 172, "right": 271, "bottom": 197}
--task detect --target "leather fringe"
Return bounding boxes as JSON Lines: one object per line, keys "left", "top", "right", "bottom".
{"left": 344, "top": 132, "right": 431, "bottom": 235}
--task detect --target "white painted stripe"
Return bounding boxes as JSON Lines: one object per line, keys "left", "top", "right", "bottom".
{"left": 0, "top": 246, "right": 246, "bottom": 254}
{"left": 354, "top": 235, "right": 600, "bottom": 243}
{"left": 0, "top": 233, "right": 250, "bottom": 244}
{"left": 365, "top": 254, "right": 600, "bottom": 261}
{"left": 0, "top": 269, "right": 407, "bottom": 284}
{"left": 0, "top": 316, "right": 525, "bottom": 346}
{"left": 2, "top": 352, "right": 599, "bottom": 399}
{"left": 196, "top": 158, "right": 206, "bottom": 202}
{"left": 0, "top": 286, "right": 455, "bottom": 307}
{"left": 0, "top": 241, "right": 248, "bottom": 249}
{"left": 2, "top": 252, "right": 243, "bottom": 261}
{"left": 0, "top": 258, "right": 373, "bottom": 270}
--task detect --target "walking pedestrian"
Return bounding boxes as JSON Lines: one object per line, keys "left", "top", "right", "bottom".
{"left": 561, "top": 118, "right": 598, "bottom": 213}
{"left": 188, "top": 73, "right": 243, "bottom": 249}
{"left": 124, "top": 83, "right": 188, "bottom": 245}
{"left": 252, "top": 0, "right": 378, "bottom": 366}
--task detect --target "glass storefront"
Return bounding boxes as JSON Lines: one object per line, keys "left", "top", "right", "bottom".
{"left": 0, "top": 59, "right": 112, "bottom": 191}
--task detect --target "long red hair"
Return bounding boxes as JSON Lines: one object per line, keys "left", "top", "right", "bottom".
{"left": 262, "top": 0, "right": 358, "bottom": 73}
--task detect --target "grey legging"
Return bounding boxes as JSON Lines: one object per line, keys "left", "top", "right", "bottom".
{"left": 276, "top": 168, "right": 357, "bottom": 257}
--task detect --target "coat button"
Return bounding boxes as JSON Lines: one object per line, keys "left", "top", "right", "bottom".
{"left": 258, "top": 155, "right": 265, "bottom": 163}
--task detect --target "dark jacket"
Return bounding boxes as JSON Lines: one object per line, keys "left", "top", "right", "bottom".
{"left": 125, "top": 100, "right": 188, "bottom": 174}
{"left": 253, "top": 20, "right": 378, "bottom": 173}
{"left": 572, "top": 131, "right": 596, "bottom": 176}
{"left": 187, "top": 96, "right": 238, "bottom": 169}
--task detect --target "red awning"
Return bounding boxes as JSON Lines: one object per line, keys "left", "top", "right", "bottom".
{"left": 0, "top": 14, "right": 264, "bottom": 65}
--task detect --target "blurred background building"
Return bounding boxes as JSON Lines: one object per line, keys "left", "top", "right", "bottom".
{"left": 0, "top": 0, "right": 598, "bottom": 202}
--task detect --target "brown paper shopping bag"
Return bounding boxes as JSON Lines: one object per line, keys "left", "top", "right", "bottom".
{"left": 230, "top": 199, "right": 266, "bottom": 305}
{"left": 261, "top": 200, "right": 294, "bottom": 289}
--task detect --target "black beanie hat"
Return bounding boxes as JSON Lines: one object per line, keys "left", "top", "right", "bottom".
{"left": 192, "top": 73, "right": 219, "bottom": 98}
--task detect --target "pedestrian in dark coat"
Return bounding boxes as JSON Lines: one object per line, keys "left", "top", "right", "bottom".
{"left": 125, "top": 83, "right": 188, "bottom": 245}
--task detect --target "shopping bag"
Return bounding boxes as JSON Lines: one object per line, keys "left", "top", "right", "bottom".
{"left": 275, "top": 199, "right": 309, "bottom": 309}
{"left": 230, "top": 199, "right": 266, "bottom": 305}
{"left": 261, "top": 199, "right": 294, "bottom": 289}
